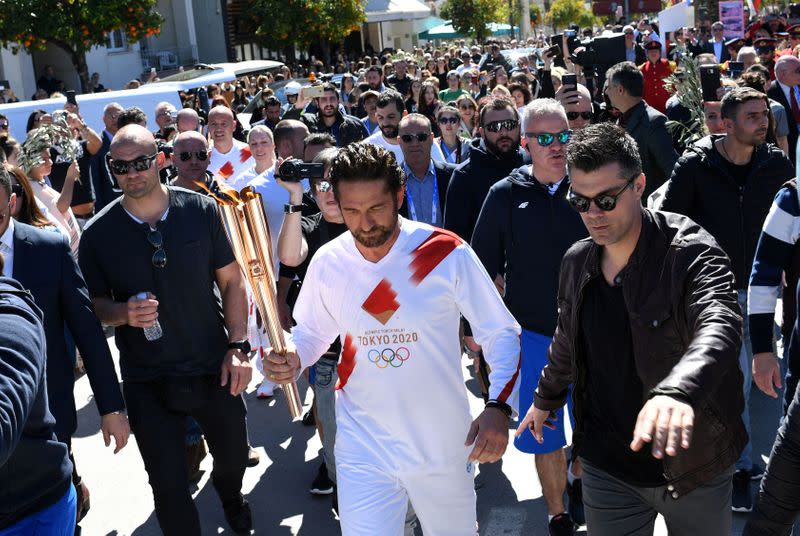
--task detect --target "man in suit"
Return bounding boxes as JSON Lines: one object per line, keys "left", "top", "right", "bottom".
{"left": 605, "top": 61, "right": 679, "bottom": 200}
{"left": 397, "top": 113, "right": 456, "bottom": 225}
{"left": 767, "top": 54, "right": 800, "bottom": 162}
{"left": 0, "top": 165, "right": 129, "bottom": 527}
{"left": 705, "top": 21, "right": 731, "bottom": 63}
{"left": 91, "top": 102, "right": 124, "bottom": 212}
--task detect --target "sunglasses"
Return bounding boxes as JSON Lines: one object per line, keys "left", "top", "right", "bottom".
{"left": 524, "top": 130, "right": 572, "bottom": 146}
{"left": 110, "top": 153, "right": 158, "bottom": 175}
{"left": 178, "top": 151, "right": 209, "bottom": 162}
{"left": 400, "top": 133, "right": 430, "bottom": 143}
{"left": 459, "top": 104, "right": 475, "bottom": 110}
{"left": 566, "top": 111, "right": 593, "bottom": 121}
{"left": 0, "top": 122, "right": 8, "bottom": 129}
{"left": 438, "top": 116, "right": 459, "bottom": 125}
{"left": 313, "top": 180, "right": 332, "bottom": 193}
{"left": 484, "top": 119, "right": 519, "bottom": 133}
{"left": 756, "top": 47, "right": 775, "bottom": 54}
{"left": 567, "top": 175, "right": 637, "bottom": 213}
{"left": 148, "top": 229, "right": 167, "bottom": 269}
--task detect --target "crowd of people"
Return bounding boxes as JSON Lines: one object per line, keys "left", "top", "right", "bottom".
{"left": 6, "top": 4, "right": 800, "bottom": 536}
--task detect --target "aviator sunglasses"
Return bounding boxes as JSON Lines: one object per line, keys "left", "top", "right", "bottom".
{"left": 110, "top": 153, "right": 158, "bottom": 175}
{"left": 567, "top": 175, "right": 637, "bottom": 213}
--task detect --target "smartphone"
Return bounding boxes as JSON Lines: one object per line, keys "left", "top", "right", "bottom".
{"left": 65, "top": 90, "right": 77, "bottom": 106}
{"left": 728, "top": 61, "right": 744, "bottom": 78}
{"left": 562, "top": 74, "right": 578, "bottom": 88}
{"left": 565, "top": 29, "right": 577, "bottom": 38}
{"left": 151, "top": 67, "right": 156, "bottom": 74}
{"left": 546, "top": 45, "right": 562, "bottom": 58}
{"left": 700, "top": 66, "right": 722, "bottom": 102}
{"left": 303, "top": 85, "right": 325, "bottom": 99}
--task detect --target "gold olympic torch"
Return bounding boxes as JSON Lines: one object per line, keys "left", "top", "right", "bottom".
{"left": 216, "top": 186, "right": 303, "bottom": 419}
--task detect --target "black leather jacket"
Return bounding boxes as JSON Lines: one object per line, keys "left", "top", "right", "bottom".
{"left": 534, "top": 209, "right": 746, "bottom": 497}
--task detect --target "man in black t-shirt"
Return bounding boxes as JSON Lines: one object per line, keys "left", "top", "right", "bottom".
{"left": 78, "top": 125, "right": 254, "bottom": 536}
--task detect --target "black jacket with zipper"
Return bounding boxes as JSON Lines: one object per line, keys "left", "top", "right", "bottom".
{"left": 535, "top": 209, "right": 746, "bottom": 497}
{"left": 660, "top": 135, "right": 794, "bottom": 289}
{"left": 471, "top": 166, "right": 588, "bottom": 335}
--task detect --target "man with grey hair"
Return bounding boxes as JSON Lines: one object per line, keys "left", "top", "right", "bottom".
{"left": 397, "top": 113, "right": 457, "bottom": 226}
{"left": 738, "top": 47, "right": 758, "bottom": 71}
{"left": 767, "top": 53, "right": 800, "bottom": 162}
{"left": 92, "top": 102, "right": 124, "bottom": 210}
{"left": 154, "top": 101, "right": 177, "bottom": 141}
{"left": 472, "top": 98, "right": 589, "bottom": 535}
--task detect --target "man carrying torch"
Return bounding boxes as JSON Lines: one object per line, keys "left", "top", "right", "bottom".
{"left": 264, "top": 143, "right": 522, "bottom": 535}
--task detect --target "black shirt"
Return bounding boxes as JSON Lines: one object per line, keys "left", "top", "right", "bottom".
{"left": 715, "top": 144, "right": 753, "bottom": 188}
{"left": 579, "top": 276, "right": 666, "bottom": 487}
{"left": 49, "top": 140, "right": 95, "bottom": 207}
{"left": 386, "top": 74, "right": 412, "bottom": 97}
{"left": 78, "top": 187, "right": 235, "bottom": 381}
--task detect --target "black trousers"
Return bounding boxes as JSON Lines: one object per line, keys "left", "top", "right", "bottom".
{"left": 745, "top": 378, "right": 800, "bottom": 536}
{"left": 124, "top": 375, "right": 248, "bottom": 536}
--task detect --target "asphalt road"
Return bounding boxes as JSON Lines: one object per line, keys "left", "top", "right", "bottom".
{"left": 71, "top": 337, "right": 791, "bottom": 536}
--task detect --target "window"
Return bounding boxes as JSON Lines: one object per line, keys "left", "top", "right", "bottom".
{"left": 108, "top": 30, "right": 127, "bottom": 52}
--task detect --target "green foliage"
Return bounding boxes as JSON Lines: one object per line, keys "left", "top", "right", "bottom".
{"left": 441, "top": 0, "right": 506, "bottom": 41}
{"left": 663, "top": 55, "right": 707, "bottom": 146}
{"left": 502, "top": 0, "right": 544, "bottom": 27}
{"left": 545, "top": 0, "right": 599, "bottom": 29}
{"left": 246, "top": 0, "right": 365, "bottom": 49}
{"left": 0, "top": 0, "right": 163, "bottom": 55}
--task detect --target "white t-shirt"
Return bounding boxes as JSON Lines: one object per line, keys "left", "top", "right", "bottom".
{"left": 209, "top": 139, "right": 255, "bottom": 192}
{"left": 290, "top": 218, "right": 521, "bottom": 470}
{"left": 30, "top": 179, "right": 81, "bottom": 255}
{"left": 364, "top": 131, "right": 446, "bottom": 165}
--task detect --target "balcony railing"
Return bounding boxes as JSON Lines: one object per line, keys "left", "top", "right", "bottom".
{"left": 140, "top": 45, "right": 199, "bottom": 72}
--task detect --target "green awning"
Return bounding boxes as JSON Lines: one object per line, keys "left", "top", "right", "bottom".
{"left": 418, "top": 20, "right": 513, "bottom": 40}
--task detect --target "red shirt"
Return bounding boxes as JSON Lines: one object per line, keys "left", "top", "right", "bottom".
{"left": 640, "top": 59, "right": 673, "bottom": 114}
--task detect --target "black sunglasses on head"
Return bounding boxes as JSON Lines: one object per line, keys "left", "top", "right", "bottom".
{"left": 147, "top": 229, "right": 167, "bottom": 269}
{"left": 484, "top": 119, "right": 519, "bottom": 133}
{"left": 400, "top": 133, "right": 430, "bottom": 143}
{"left": 178, "top": 151, "right": 209, "bottom": 162}
{"left": 110, "top": 153, "right": 158, "bottom": 175}
{"left": 567, "top": 175, "right": 637, "bottom": 213}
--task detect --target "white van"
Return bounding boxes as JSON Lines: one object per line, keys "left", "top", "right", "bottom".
{"left": 0, "top": 60, "right": 283, "bottom": 143}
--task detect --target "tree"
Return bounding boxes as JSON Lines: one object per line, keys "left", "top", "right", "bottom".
{"left": 502, "top": 0, "right": 543, "bottom": 29}
{"left": 546, "top": 0, "right": 599, "bottom": 29}
{"left": 0, "top": 0, "right": 163, "bottom": 93}
{"left": 246, "top": 0, "right": 365, "bottom": 60}
{"left": 440, "top": 0, "right": 506, "bottom": 42}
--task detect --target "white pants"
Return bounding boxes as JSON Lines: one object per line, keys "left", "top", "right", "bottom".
{"left": 337, "top": 461, "right": 478, "bottom": 536}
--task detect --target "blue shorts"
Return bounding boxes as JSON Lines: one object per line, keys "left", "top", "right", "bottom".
{"left": 0, "top": 484, "right": 76, "bottom": 536}
{"left": 514, "top": 329, "right": 574, "bottom": 454}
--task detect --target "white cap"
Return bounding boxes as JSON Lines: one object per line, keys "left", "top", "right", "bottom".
{"left": 285, "top": 81, "right": 301, "bottom": 95}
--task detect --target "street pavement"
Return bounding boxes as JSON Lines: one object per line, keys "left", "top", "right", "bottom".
{"left": 72, "top": 336, "right": 790, "bottom": 535}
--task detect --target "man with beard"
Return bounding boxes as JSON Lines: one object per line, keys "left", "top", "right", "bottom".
{"left": 472, "top": 99, "right": 589, "bottom": 535}
{"left": 264, "top": 142, "right": 522, "bottom": 535}
{"left": 386, "top": 57, "right": 412, "bottom": 98}
{"left": 660, "top": 87, "right": 794, "bottom": 513}
{"left": 207, "top": 106, "right": 254, "bottom": 191}
{"left": 298, "top": 83, "right": 367, "bottom": 147}
{"left": 444, "top": 97, "right": 525, "bottom": 243}
{"left": 365, "top": 90, "right": 444, "bottom": 166}
{"left": 365, "top": 65, "right": 386, "bottom": 92}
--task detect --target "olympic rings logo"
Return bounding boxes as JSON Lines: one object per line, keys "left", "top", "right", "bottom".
{"left": 367, "top": 347, "right": 411, "bottom": 368}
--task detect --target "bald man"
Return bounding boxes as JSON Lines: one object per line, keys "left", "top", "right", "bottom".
{"left": 555, "top": 83, "right": 594, "bottom": 131}
{"left": 207, "top": 106, "right": 254, "bottom": 190}
{"left": 273, "top": 119, "right": 310, "bottom": 160}
{"left": 78, "top": 125, "right": 254, "bottom": 536}
{"left": 176, "top": 108, "right": 200, "bottom": 134}
{"left": 170, "top": 131, "right": 217, "bottom": 193}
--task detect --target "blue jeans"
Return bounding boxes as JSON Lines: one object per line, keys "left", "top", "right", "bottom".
{"left": 314, "top": 357, "right": 338, "bottom": 482}
{"left": 738, "top": 289, "right": 754, "bottom": 472}
{"left": 0, "top": 485, "right": 76, "bottom": 536}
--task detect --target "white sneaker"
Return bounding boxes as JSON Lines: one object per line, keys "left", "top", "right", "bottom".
{"left": 257, "top": 382, "right": 274, "bottom": 398}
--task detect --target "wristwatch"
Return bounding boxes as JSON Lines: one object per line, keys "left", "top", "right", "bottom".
{"left": 284, "top": 203, "right": 304, "bottom": 214}
{"left": 485, "top": 399, "right": 513, "bottom": 418}
{"left": 228, "top": 340, "right": 251, "bottom": 354}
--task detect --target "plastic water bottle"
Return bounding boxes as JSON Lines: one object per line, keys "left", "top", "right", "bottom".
{"left": 136, "top": 292, "right": 163, "bottom": 341}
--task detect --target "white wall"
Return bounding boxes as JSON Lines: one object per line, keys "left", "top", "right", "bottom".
{"left": 0, "top": 47, "right": 36, "bottom": 100}
{"left": 85, "top": 43, "right": 143, "bottom": 92}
